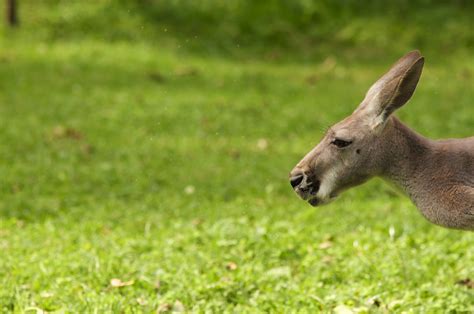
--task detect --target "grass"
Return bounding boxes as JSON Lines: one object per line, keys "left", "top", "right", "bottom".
{"left": 0, "top": 3, "right": 473, "bottom": 312}
{"left": 6, "top": 0, "right": 474, "bottom": 60}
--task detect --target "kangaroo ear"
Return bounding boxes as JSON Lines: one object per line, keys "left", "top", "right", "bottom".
{"left": 355, "top": 50, "right": 424, "bottom": 129}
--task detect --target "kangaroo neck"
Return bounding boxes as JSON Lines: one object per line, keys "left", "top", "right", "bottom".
{"left": 378, "top": 117, "right": 435, "bottom": 222}
{"left": 381, "top": 117, "right": 436, "bottom": 213}
{"left": 378, "top": 117, "right": 474, "bottom": 230}
{"left": 379, "top": 117, "right": 432, "bottom": 194}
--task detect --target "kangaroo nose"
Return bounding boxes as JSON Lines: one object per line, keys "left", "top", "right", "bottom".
{"left": 290, "top": 174, "right": 304, "bottom": 188}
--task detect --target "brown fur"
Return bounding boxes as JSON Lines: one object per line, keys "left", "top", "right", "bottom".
{"left": 290, "top": 51, "right": 474, "bottom": 230}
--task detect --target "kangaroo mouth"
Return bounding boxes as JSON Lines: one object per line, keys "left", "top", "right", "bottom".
{"left": 308, "top": 198, "right": 320, "bottom": 206}
{"left": 308, "top": 193, "right": 338, "bottom": 207}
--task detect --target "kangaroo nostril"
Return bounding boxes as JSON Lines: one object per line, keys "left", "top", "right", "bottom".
{"left": 290, "top": 175, "right": 304, "bottom": 188}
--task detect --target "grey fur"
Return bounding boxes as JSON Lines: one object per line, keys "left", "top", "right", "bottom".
{"left": 290, "top": 51, "right": 474, "bottom": 230}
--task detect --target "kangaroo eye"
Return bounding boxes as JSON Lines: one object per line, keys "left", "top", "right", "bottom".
{"left": 332, "top": 138, "right": 352, "bottom": 148}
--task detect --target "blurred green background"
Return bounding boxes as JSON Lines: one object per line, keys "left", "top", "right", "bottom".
{"left": 6, "top": 0, "right": 474, "bottom": 58}
{"left": 0, "top": 0, "right": 473, "bottom": 312}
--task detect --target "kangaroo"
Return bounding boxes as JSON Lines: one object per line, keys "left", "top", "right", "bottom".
{"left": 289, "top": 51, "right": 474, "bottom": 230}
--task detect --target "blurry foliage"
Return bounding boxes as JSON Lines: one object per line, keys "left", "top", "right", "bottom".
{"left": 9, "top": 0, "right": 474, "bottom": 58}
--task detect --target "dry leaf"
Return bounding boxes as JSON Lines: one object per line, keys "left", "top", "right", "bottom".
{"left": 156, "top": 303, "right": 171, "bottom": 313}
{"left": 11, "top": 183, "right": 22, "bottom": 193}
{"left": 148, "top": 72, "right": 165, "bottom": 83}
{"left": 319, "top": 56, "right": 337, "bottom": 73}
{"left": 184, "top": 185, "right": 195, "bottom": 195}
{"left": 80, "top": 143, "right": 94, "bottom": 155}
{"left": 305, "top": 74, "right": 319, "bottom": 85}
{"left": 137, "top": 297, "right": 148, "bottom": 306}
{"left": 51, "top": 125, "right": 83, "bottom": 140}
{"left": 457, "top": 278, "right": 474, "bottom": 289}
{"left": 226, "top": 262, "right": 238, "bottom": 271}
{"left": 333, "top": 305, "right": 354, "bottom": 314}
{"left": 191, "top": 218, "right": 203, "bottom": 226}
{"left": 175, "top": 67, "right": 199, "bottom": 77}
{"left": 256, "top": 138, "right": 268, "bottom": 150}
{"left": 319, "top": 241, "right": 333, "bottom": 249}
{"left": 110, "top": 278, "right": 134, "bottom": 287}
{"left": 321, "top": 255, "right": 333, "bottom": 263}
{"left": 228, "top": 149, "right": 241, "bottom": 159}
{"left": 172, "top": 300, "right": 185, "bottom": 312}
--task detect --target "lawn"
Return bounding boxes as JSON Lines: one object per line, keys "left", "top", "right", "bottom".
{"left": 0, "top": 2, "right": 473, "bottom": 313}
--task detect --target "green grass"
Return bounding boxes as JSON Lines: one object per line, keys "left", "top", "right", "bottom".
{"left": 0, "top": 3, "right": 473, "bottom": 312}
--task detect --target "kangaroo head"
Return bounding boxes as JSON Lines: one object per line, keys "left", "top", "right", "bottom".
{"left": 290, "top": 51, "right": 425, "bottom": 206}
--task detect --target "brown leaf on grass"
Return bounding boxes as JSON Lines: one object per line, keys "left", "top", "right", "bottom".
{"left": 148, "top": 72, "right": 166, "bottom": 83}
{"left": 136, "top": 297, "right": 148, "bottom": 306}
{"left": 172, "top": 301, "right": 185, "bottom": 312}
{"left": 319, "top": 56, "right": 337, "bottom": 73}
{"left": 305, "top": 74, "right": 319, "bottom": 85}
{"left": 333, "top": 304, "right": 355, "bottom": 314}
{"left": 321, "top": 255, "right": 333, "bottom": 264}
{"left": 226, "top": 262, "right": 238, "bottom": 271}
{"left": 110, "top": 278, "right": 134, "bottom": 287}
{"left": 156, "top": 301, "right": 185, "bottom": 313}
{"left": 80, "top": 143, "right": 94, "bottom": 156}
{"left": 191, "top": 218, "right": 203, "bottom": 227}
{"left": 0, "top": 55, "right": 13, "bottom": 63}
{"left": 100, "top": 226, "right": 112, "bottom": 236}
{"left": 257, "top": 138, "right": 269, "bottom": 151}
{"left": 318, "top": 241, "right": 333, "bottom": 249}
{"left": 457, "top": 278, "right": 474, "bottom": 289}
{"left": 459, "top": 68, "right": 471, "bottom": 80}
{"left": 11, "top": 183, "right": 22, "bottom": 193}
{"left": 51, "top": 125, "right": 83, "bottom": 140}
{"left": 156, "top": 303, "right": 171, "bottom": 313}
{"left": 175, "top": 66, "right": 199, "bottom": 77}
{"left": 228, "top": 149, "right": 241, "bottom": 160}
{"left": 184, "top": 185, "right": 195, "bottom": 195}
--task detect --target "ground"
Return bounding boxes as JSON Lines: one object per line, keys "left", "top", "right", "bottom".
{"left": 0, "top": 5, "right": 473, "bottom": 312}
